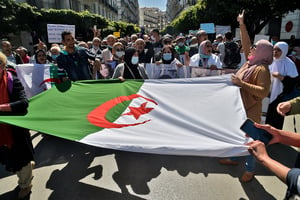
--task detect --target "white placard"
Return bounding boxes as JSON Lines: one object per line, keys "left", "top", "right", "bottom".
{"left": 47, "top": 24, "right": 75, "bottom": 43}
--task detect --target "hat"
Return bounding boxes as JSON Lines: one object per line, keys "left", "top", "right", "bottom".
{"left": 196, "top": 30, "right": 207, "bottom": 37}
{"left": 175, "top": 36, "right": 184, "bottom": 41}
{"left": 162, "top": 34, "right": 173, "bottom": 43}
{"left": 18, "top": 46, "right": 28, "bottom": 53}
{"left": 162, "top": 34, "right": 172, "bottom": 40}
{"left": 216, "top": 34, "right": 223, "bottom": 39}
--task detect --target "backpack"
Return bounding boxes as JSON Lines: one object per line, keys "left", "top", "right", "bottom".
{"left": 223, "top": 42, "right": 241, "bottom": 69}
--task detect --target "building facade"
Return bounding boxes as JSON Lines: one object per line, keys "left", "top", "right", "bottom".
{"left": 166, "top": 0, "right": 198, "bottom": 23}
{"left": 139, "top": 7, "right": 167, "bottom": 33}
{"left": 116, "top": 0, "right": 139, "bottom": 24}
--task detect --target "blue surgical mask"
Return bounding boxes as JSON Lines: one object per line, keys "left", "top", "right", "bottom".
{"left": 51, "top": 54, "right": 59, "bottom": 61}
{"left": 116, "top": 51, "right": 125, "bottom": 58}
{"left": 271, "top": 40, "right": 277, "bottom": 46}
{"left": 291, "top": 51, "right": 297, "bottom": 56}
{"left": 163, "top": 53, "right": 172, "bottom": 61}
{"left": 200, "top": 53, "right": 210, "bottom": 59}
{"left": 178, "top": 42, "right": 184, "bottom": 47}
{"left": 131, "top": 56, "right": 139, "bottom": 65}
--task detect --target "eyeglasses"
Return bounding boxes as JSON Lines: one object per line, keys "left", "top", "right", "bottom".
{"left": 273, "top": 48, "right": 281, "bottom": 52}
{"left": 115, "top": 48, "right": 124, "bottom": 51}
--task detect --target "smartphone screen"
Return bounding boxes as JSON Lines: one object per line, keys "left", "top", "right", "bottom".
{"left": 240, "top": 119, "right": 273, "bottom": 145}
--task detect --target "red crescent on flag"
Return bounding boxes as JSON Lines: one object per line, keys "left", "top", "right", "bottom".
{"left": 87, "top": 94, "right": 158, "bottom": 128}
{"left": 39, "top": 78, "right": 61, "bottom": 87}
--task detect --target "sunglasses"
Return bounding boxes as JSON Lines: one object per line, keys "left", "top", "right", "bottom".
{"left": 251, "top": 44, "right": 256, "bottom": 49}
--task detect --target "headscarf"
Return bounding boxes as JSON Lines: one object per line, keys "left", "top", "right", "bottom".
{"left": 0, "top": 65, "right": 13, "bottom": 148}
{"left": 199, "top": 40, "right": 211, "bottom": 57}
{"left": 198, "top": 40, "right": 212, "bottom": 67}
{"left": 269, "top": 41, "right": 298, "bottom": 103}
{"left": 242, "top": 39, "right": 273, "bottom": 82}
{"left": 123, "top": 47, "right": 142, "bottom": 79}
{"left": 248, "top": 39, "right": 273, "bottom": 66}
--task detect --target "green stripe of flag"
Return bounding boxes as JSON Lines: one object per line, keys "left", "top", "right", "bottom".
{"left": 0, "top": 79, "right": 144, "bottom": 140}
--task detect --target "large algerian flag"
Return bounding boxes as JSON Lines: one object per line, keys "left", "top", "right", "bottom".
{"left": 0, "top": 74, "right": 251, "bottom": 157}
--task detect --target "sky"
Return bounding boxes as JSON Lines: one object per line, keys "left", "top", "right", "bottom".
{"left": 138, "top": 0, "right": 167, "bottom": 11}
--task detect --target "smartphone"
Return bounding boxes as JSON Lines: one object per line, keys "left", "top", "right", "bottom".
{"left": 240, "top": 119, "right": 273, "bottom": 145}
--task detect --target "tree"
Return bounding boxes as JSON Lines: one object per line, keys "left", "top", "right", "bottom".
{"left": 169, "top": 0, "right": 300, "bottom": 39}
{"left": 0, "top": 0, "right": 139, "bottom": 42}
{"left": 0, "top": 0, "right": 41, "bottom": 36}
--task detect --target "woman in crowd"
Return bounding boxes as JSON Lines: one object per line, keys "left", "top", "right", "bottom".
{"left": 155, "top": 45, "right": 184, "bottom": 79}
{"left": 219, "top": 10, "right": 273, "bottom": 183}
{"left": 34, "top": 49, "right": 49, "bottom": 64}
{"left": 160, "top": 45, "right": 182, "bottom": 66}
{"left": 265, "top": 41, "right": 299, "bottom": 129}
{"left": 112, "top": 47, "right": 148, "bottom": 80}
{"left": 190, "top": 39, "right": 222, "bottom": 69}
{"left": 0, "top": 52, "right": 35, "bottom": 199}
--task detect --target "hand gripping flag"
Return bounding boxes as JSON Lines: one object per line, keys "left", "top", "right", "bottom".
{"left": 0, "top": 74, "right": 251, "bottom": 157}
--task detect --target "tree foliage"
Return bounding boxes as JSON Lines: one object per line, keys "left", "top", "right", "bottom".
{"left": 169, "top": 0, "right": 300, "bottom": 39}
{"left": 0, "top": 0, "right": 41, "bottom": 35}
{"left": 0, "top": 0, "right": 140, "bottom": 42}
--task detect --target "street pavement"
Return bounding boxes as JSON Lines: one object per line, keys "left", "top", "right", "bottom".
{"left": 0, "top": 130, "right": 297, "bottom": 200}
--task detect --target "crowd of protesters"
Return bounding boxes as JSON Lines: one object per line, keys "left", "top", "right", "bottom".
{"left": 1, "top": 9, "right": 300, "bottom": 199}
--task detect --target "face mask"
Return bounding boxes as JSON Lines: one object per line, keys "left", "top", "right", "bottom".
{"left": 291, "top": 51, "right": 297, "bottom": 56}
{"left": 163, "top": 53, "right": 172, "bottom": 61}
{"left": 151, "top": 35, "right": 156, "bottom": 41}
{"left": 248, "top": 55, "right": 254, "bottom": 61}
{"left": 271, "top": 40, "right": 277, "bottom": 46}
{"left": 115, "top": 51, "right": 125, "bottom": 58}
{"left": 131, "top": 56, "right": 139, "bottom": 65}
{"left": 51, "top": 54, "right": 59, "bottom": 61}
{"left": 178, "top": 42, "right": 184, "bottom": 47}
{"left": 92, "top": 45, "right": 99, "bottom": 50}
{"left": 200, "top": 54, "right": 210, "bottom": 59}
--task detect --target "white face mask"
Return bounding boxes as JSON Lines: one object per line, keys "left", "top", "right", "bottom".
{"left": 115, "top": 51, "right": 125, "bottom": 58}
{"left": 151, "top": 35, "right": 156, "bottom": 41}
{"left": 131, "top": 56, "right": 139, "bottom": 65}
{"left": 93, "top": 45, "right": 99, "bottom": 50}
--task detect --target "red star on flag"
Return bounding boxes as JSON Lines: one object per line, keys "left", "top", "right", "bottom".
{"left": 122, "top": 102, "right": 154, "bottom": 120}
